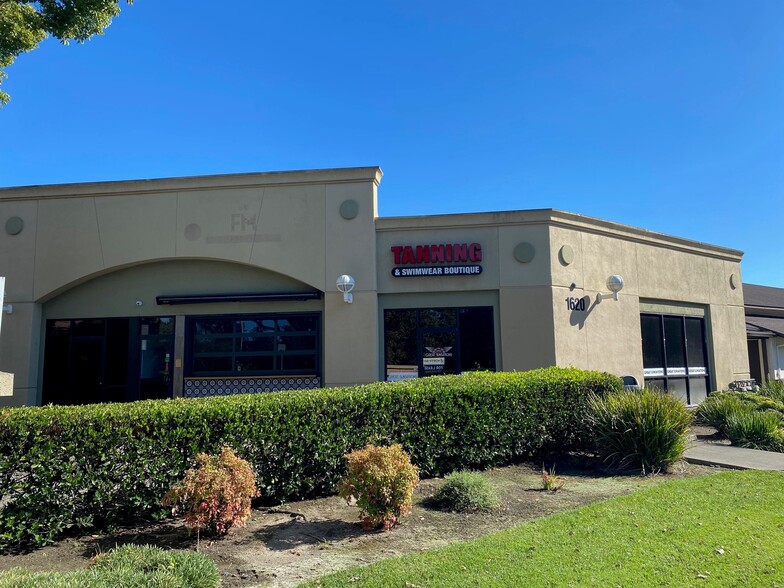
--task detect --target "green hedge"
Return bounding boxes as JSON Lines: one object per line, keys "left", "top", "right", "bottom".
{"left": 0, "top": 367, "right": 621, "bottom": 550}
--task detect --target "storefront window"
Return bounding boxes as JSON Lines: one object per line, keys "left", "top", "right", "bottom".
{"left": 384, "top": 306, "right": 495, "bottom": 380}
{"left": 641, "top": 313, "right": 710, "bottom": 404}
{"left": 43, "top": 317, "right": 174, "bottom": 404}
{"left": 186, "top": 313, "right": 320, "bottom": 377}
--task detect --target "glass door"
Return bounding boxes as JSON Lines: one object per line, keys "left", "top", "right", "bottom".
{"left": 43, "top": 316, "right": 175, "bottom": 404}
{"left": 70, "top": 338, "right": 104, "bottom": 404}
{"left": 420, "top": 329, "right": 458, "bottom": 377}
{"left": 139, "top": 317, "right": 175, "bottom": 400}
{"left": 384, "top": 306, "right": 495, "bottom": 381}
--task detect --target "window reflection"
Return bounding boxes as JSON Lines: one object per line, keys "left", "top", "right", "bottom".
{"left": 384, "top": 307, "right": 495, "bottom": 380}
{"left": 640, "top": 313, "right": 710, "bottom": 404}
{"left": 188, "top": 313, "right": 321, "bottom": 377}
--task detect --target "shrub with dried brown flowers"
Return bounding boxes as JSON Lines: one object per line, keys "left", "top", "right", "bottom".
{"left": 163, "top": 446, "right": 259, "bottom": 537}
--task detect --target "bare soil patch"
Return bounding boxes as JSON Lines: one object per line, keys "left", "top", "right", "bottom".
{"left": 0, "top": 459, "right": 723, "bottom": 588}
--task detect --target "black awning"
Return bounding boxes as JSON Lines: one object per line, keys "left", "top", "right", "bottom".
{"left": 746, "top": 316, "right": 784, "bottom": 338}
{"left": 156, "top": 291, "right": 322, "bottom": 305}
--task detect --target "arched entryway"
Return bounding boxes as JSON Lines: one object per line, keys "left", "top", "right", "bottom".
{"left": 41, "top": 259, "right": 323, "bottom": 404}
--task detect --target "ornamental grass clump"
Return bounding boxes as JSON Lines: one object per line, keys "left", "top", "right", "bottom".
{"left": 694, "top": 392, "right": 750, "bottom": 433}
{"left": 431, "top": 471, "right": 500, "bottom": 513}
{"left": 723, "top": 410, "right": 784, "bottom": 452}
{"left": 162, "top": 446, "right": 259, "bottom": 538}
{"left": 338, "top": 444, "right": 419, "bottom": 530}
{"left": 695, "top": 391, "right": 784, "bottom": 445}
{"left": 586, "top": 388, "right": 691, "bottom": 473}
{"left": 758, "top": 379, "right": 784, "bottom": 403}
{"left": 541, "top": 465, "right": 566, "bottom": 492}
{"left": 0, "top": 544, "right": 219, "bottom": 588}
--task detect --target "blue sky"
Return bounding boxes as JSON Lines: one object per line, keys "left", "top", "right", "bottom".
{"left": 1, "top": 1, "right": 782, "bottom": 286}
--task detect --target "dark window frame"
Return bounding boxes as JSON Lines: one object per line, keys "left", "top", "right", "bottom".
{"left": 185, "top": 312, "right": 322, "bottom": 377}
{"left": 383, "top": 306, "right": 495, "bottom": 380}
{"left": 42, "top": 316, "right": 175, "bottom": 405}
{"left": 640, "top": 312, "right": 710, "bottom": 404}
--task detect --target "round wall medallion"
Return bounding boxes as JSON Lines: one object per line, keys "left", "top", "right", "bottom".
{"left": 513, "top": 242, "right": 536, "bottom": 263}
{"left": 184, "top": 223, "right": 202, "bottom": 242}
{"left": 559, "top": 244, "right": 575, "bottom": 266}
{"left": 729, "top": 273, "right": 739, "bottom": 290}
{"left": 339, "top": 199, "right": 359, "bottom": 220}
{"left": 5, "top": 216, "right": 24, "bottom": 236}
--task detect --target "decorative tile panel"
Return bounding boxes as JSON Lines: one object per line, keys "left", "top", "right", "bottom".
{"left": 184, "top": 376, "right": 321, "bottom": 398}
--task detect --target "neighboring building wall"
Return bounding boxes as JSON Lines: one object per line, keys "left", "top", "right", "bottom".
{"left": 0, "top": 168, "right": 383, "bottom": 406}
{"left": 744, "top": 283, "right": 784, "bottom": 384}
{"left": 770, "top": 338, "right": 784, "bottom": 380}
{"left": 548, "top": 213, "right": 747, "bottom": 390}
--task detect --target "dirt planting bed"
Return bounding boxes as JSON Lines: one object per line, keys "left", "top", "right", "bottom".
{"left": 0, "top": 459, "right": 723, "bottom": 588}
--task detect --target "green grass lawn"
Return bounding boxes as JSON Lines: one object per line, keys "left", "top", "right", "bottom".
{"left": 0, "top": 545, "right": 218, "bottom": 588}
{"left": 302, "top": 470, "right": 784, "bottom": 587}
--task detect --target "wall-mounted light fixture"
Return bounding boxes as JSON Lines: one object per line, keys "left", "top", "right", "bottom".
{"left": 596, "top": 275, "right": 624, "bottom": 302}
{"left": 135, "top": 298, "right": 143, "bottom": 307}
{"left": 336, "top": 275, "right": 355, "bottom": 304}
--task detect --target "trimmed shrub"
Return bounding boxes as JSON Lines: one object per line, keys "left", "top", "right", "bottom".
{"left": 0, "top": 544, "right": 219, "bottom": 588}
{"left": 431, "top": 471, "right": 499, "bottom": 512}
{"left": 0, "top": 367, "right": 621, "bottom": 550}
{"left": 723, "top": 410, "right": 784, "bottom": 451}
{"left": 163, "top": 446, "right": 259, "bottom": 536}
{"left": 338, "top": 444, "right": 419, "bottom": 530}
{"left": 586, "top": 388, "right": 692, "bottom": 473}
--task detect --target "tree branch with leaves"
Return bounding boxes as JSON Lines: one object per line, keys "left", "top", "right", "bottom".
{"left": 0, "top": 0, "right": 132, "bottom": 105}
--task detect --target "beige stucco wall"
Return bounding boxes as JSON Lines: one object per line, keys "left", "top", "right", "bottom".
{"left": 42, "top": 260, "right": 321, "bottom": 319}
{"left": 0, "top": 168, "right": 749, "bottom": 406}
{"left": 377, "top": 215, "right": 552, "bottom": 372}
{"left": 377, "top": 214, "right": 558, "bottom": 373}
{"left": 376, "top": 209, "right": 747, "bottom": 390}
{"left": 548, "top": 216, "right": 747, "bottom": 389}
{"left": 0, "top": 303, "right": 41, "bottom": 406}
{"left": 0, "top": 168, "right": 382, "bottom": 405}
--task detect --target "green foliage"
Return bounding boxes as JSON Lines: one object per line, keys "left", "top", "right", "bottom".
{"left": 586, "top": 388, "right": 692, "bottom": 472}
{"left": 540, "top": 465, "right": 565, "bottom": 492}
{"left": 0, "top": 367, "right": 621, "bottom": 550}
{"left": 0, "top": 0, "right": 132, "bottom": 105}
{"left": 163, "top": 446, "right": 259, "bottom": 536}
{"left": 736, "top": 392, "right": 784, "bottom": 413}
{"left": 723, "top": 409, "right": 784, "bottom": 451}
{"left": 694, "top": 390, "right": 784, "bottom": 452}
{"left": 431, "top": 471, "right": 499, "bottom": 512}
{"left": 758, "top": 379, "right": 784, "bottom": 403}
{"left": 338, "top": 444, "right": 420, "bottom": 530}
{"left": 695, "top": 391, "right": 784, "bottom": 452}
{"left": 0, "top": 544, "right": 219, "bottom": 587}
{"left": 693, "top": 392, "right": 750, "bottom": 432}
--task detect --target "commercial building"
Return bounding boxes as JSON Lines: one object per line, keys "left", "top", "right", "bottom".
{"left": 745, "top": 283, "right": 784, "bottom": 385}
{"left": 0, "top": 167, "right": 750, "bottom": 407}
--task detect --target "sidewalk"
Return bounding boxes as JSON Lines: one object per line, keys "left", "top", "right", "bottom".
{"left": 684, "top": 425, "right": 784, "bottom": 471}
